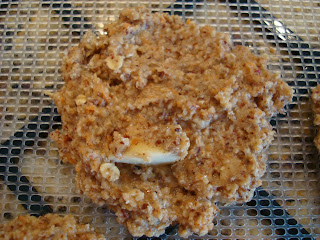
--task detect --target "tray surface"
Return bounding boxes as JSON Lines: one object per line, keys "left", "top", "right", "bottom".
{"left": 0, "top": 0, "right": 319, "bottom": 239}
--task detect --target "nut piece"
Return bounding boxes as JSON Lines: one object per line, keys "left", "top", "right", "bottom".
{"left": 106, "top": 55, "right": 124, "bottom": 71}
{"left": 100, "top": 163, "right": 120, "bottom": 181}
{"left": 75, "top": 94, "right": 87, "bottom": 106}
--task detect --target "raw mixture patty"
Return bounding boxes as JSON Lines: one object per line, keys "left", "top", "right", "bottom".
{"left": 312, "top": 85, "right": 320, "bottom": 150}
{"left": 0, "top": 214, "right": 105, "bottom": 240}
{"left": 51, "top": 6, "right": 293, "bottom": 237}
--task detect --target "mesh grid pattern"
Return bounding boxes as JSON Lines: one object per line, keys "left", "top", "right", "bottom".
{"left": 0, "top": 0, "right": 319, "bottom": 239}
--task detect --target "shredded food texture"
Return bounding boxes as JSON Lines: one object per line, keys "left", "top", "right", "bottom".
{"left": 51, "top": 7, "right": 293, "bottom": 237}
{"left": 0, "top": 214, "right": 105, "bottom": 240}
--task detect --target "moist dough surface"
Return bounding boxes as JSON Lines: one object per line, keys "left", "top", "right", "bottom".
{"left": 0, "top": 214, "right": 105, "bottom": 240}
{"left": 51, "top": 7, "right": 293, "bottom": 237}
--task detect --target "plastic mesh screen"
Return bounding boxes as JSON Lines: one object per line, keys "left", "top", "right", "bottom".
{"left": 0, "top": 0, "right": 319, "bottom": 239}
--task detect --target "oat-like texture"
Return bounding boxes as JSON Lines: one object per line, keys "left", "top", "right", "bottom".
{"left": 312, "top": 85, "right": 320, "bottom": 150}
{"left": 51, "top": 6, "right": 293, "bottom": 237}
{"left": 0, "top": 214, "right": 105, "bottom": 240}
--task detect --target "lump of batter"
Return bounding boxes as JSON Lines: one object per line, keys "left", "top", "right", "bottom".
{"left": 0, "top": 214, "right": 105, "bottom": 240}
{"left": 51, "top": 6, "right": 293, "bottom": 237}
{"left": 312, "top": 85, "right": 320, "bottom": 150}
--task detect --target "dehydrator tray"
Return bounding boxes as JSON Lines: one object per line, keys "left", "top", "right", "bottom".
{"left": 0, "top": 0, "right": 319, "bottom": 239}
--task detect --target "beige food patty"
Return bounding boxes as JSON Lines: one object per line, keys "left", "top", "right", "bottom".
{"left": 50, "top": 6, "right": 293, "bottom": 237}
{"left": 312, "top": 85, "right": 320, "bottom": 150}
{"left": 0, "top": 214, "right": 105, "bottom": 240}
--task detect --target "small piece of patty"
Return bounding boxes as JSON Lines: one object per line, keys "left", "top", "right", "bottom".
{"left": 0, "top": 214, "right": 105, "bottom": 240}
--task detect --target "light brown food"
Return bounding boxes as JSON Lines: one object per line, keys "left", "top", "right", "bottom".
{"left": 312, "top": 85, "right": 320, "bottom": 150}
{"left": 0, "top": 214, "right": 105, "bottom": 240}
{"left": 50, "top": 6, "right": 293, "bottom": 237}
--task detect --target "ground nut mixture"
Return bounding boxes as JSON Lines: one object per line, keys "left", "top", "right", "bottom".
{"left": 0, "top": 214, "right": 105, "bottom": 240}
{"left": 50, "top": 7, "right": 293, "bottom": 237}
{"left": 312, "top": 85, "right": 320, "bottom": 150}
